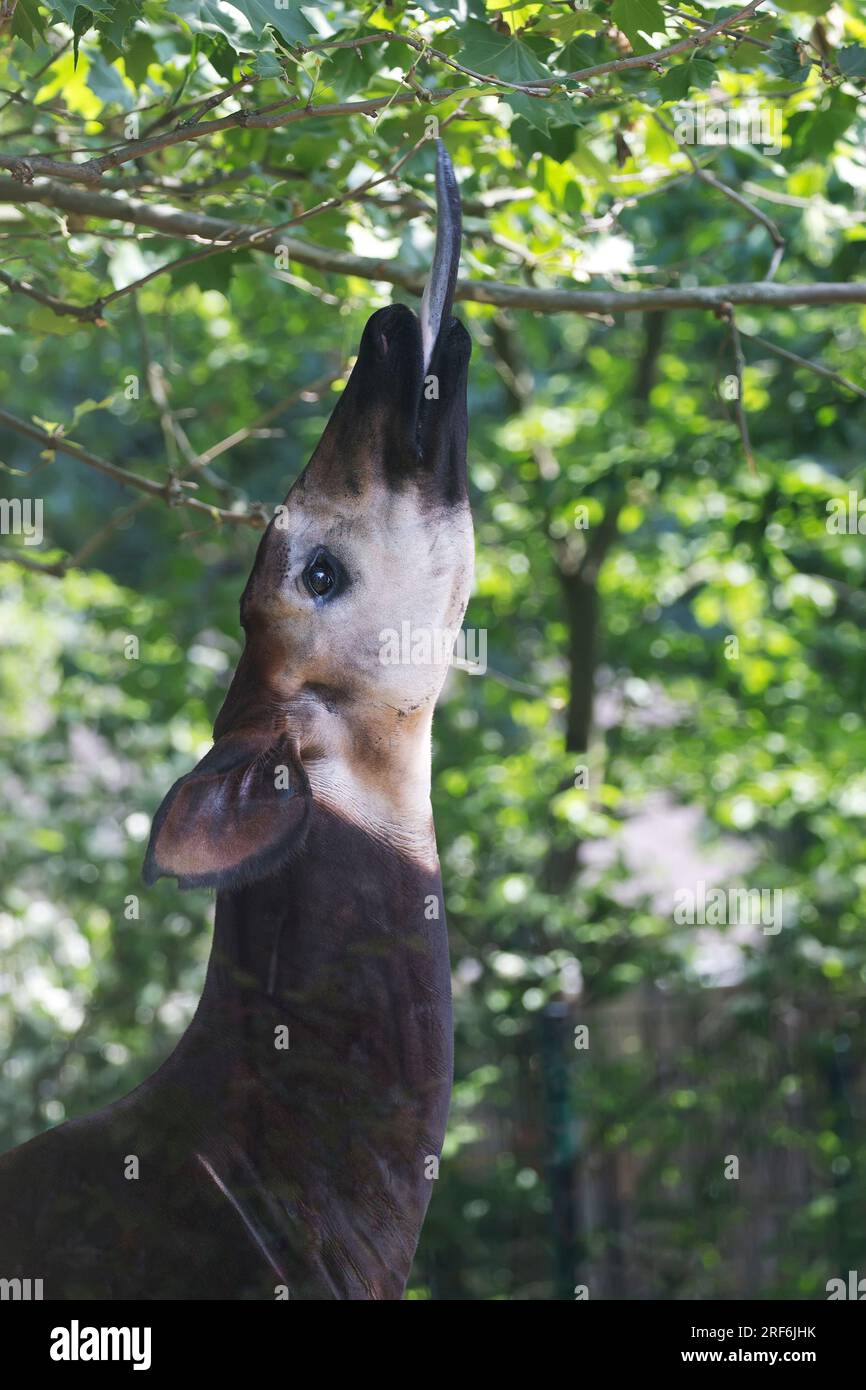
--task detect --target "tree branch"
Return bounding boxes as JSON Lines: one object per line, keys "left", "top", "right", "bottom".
{"left": 0, "top": 2, "right": 769, "bottom": 186}
{"left": 661, "top": 4, "right": 772, "bottom": 52}
{"left": 556, "top": 0, "right": 768, "bottom": 82}
{"left": 0, "top": 89, "right": 464, "bottom": 186}
{"left": 301, "top": 3, "right": 768, "bottom": 91}
{"left": 0, "top": 267, "right": 107, "bottom": 322}
{"left": 0, "top": 0, "right": 18, "bottom": 37}
{"left": 0, "top": 408, "right": 268, "bottom": 529}
{"left": 4, "top": 370, "right": 344, "bottom": 579}
{"left": 1, "top": 178, "right": 863, "bottom": 318}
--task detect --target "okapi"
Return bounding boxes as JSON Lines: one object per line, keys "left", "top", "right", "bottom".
{"left": 0, "top": 143, "right": 472, "bottom": 1300}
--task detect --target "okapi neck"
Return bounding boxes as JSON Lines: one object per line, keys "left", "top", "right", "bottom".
{"left": 200, "top": 806, "right": 450, "bottom": 1030}
{"left": 171, "top": 807, "right": 453, "bottom": 1297}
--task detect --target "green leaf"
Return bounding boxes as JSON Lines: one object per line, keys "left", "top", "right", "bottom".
{"left": 657, "top": 64, "right": 690, "bottom": 103}
{"left": 221, "top": 125, "right": 269, "bottom": 161}
{"left": 86, "top": 52, "right": 133, "bottom": 110}
{"left": 838, "top": 45, "right": 866, "bottom": 79}
{"left": 25, "top": 307, "right": 81, "bottom": 338}
{"left": 511, "top": 110, "right": 578, "bottom": 162}
{"left": 226, "top": 0, "right": 311, "bottom": 43}
{"left": 774, "top": 0, "right": 832, "bottom": 13}
{"left": 658, "top": 57, "right": 715, "bottom": 101}
{"left": 414, "top": 0, "right": 487, "bottom": 16}
{"left": 168, "top": 0, "right": 309, "bottom": 52}
{"left": 322, "top": 43, "right": 387, "bottom": 101}
{"left": 610, "top": 0, "right": 667, "bottom": 55}
{"left": 170, "top": 249, "right": 252, "bottom": 292}
{"left": 166, "top": 0, "right": 247, "bottom": 44}
{"left": 560, "top": 33, "right": 608, "bottom": 72}
{"left": 769, "top": 37, "right": 811, "bottom": 83}
{"left": 10, "top": 0, "right": 47, "bottom": 46}
{"left": 506, "top": 92, "right": 585, "bottom": 135}
{"left": 458, "top": 20, "right": 551, "bottom": 86}
{"left": 787, "top": 94, "right": 858, "bottom": 161}
{"left": 688, "top": 57, "right": 716, "bottom": 90}
{"left": 120, "top": 32, "right": 159, "bottom": 86}
{"left": 540, "top": 11, "right": 604, "bottom": 43}
{"left": 727, "top": 16, "right": 777, "bottom": 70}
{"left": 252, "top": 50, "right": 285, "bottom": 79}
{"left": 96, "top": 0, "right": 143, "bottom": 54}
{"left": 205, "top": 33, "right": 239, "bottom": 80}
{"left": 72, "top": 7, "right": 97, "bottom": 66}
{"left": 68, "top": 395, "right": 115, "bottom": 431}
{"left": 49, "top": 0, "right": 112, "bottom": 21}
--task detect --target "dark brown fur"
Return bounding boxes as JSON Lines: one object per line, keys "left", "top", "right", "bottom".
{"left": 0, "top": 810, "right": 451, "bottom": 1299}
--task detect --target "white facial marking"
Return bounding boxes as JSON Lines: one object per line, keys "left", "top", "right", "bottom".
{"left": 246, "top": 480, "right": 474, "bottom": 867}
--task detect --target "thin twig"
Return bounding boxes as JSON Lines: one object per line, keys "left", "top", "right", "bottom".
{"left": 739, "top": 330, "right": 866, "bottom": 401}
{"left": 64, "top": 497, "right": 149, "bottom": 570}
{"left": 741, "top": 183, "right": 815, "bottom": 211}
{"left": 654, "top": 113, "right": 785, "bottom": 281}
{"left": 245, "top": 97, "right": 470, "bottom": 244}
{"left": 660, "top": 4, "right": 773, "bottom": 52}
{"left": 130, "top": 292, "right": 248, "bottom": 502}
{"left": 0, "top": 39, "right": 71, "bottom": 115}
{"left": 16, "top": 368, "right": 343, "bottom": 577}
{"left": 146, "top": 359, "right": 239, "bottom": 498}
{"left": 559, "top": 0, "right": 768, "bottom": 82}
{"left": 196, "top": 368, "right": 342, "bottom": 467}
{"left": 180, "top": 71, "right": 261, "bottom": 128}
{"left": 0, "top": 408, "right": 268, "bottom": 528}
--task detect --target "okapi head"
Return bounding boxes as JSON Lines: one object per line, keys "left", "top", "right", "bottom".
{"left": 145, "top": 143, "right": 471, "bottom": 890}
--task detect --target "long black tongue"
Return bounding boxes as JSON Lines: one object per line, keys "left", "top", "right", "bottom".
{"left": 420, "top": 140, "right": 462, "bottom": 374}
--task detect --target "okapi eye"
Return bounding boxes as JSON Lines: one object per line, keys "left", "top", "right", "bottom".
{"left": 303, "top": 552, "right": 337, "bottom": 599}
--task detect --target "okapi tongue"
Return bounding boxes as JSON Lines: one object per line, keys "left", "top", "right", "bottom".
{"left": 420, "top": 140, "right": 462, "bottom": 375}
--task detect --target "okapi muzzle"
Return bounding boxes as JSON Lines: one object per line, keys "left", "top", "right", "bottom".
{"left": 0, "top": 143, "right": 472, "bottom": 1300}
{"left": 301, "top": 299, "right": 471, "bottom": 503}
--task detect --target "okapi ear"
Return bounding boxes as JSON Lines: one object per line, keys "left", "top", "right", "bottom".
{"left": 143, "top": 732, "right": 310, "bottom": 890}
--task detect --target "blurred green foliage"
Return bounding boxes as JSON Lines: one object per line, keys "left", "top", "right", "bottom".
{"left": 1, "top": 0, "right": 866, "bottom": 1299}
